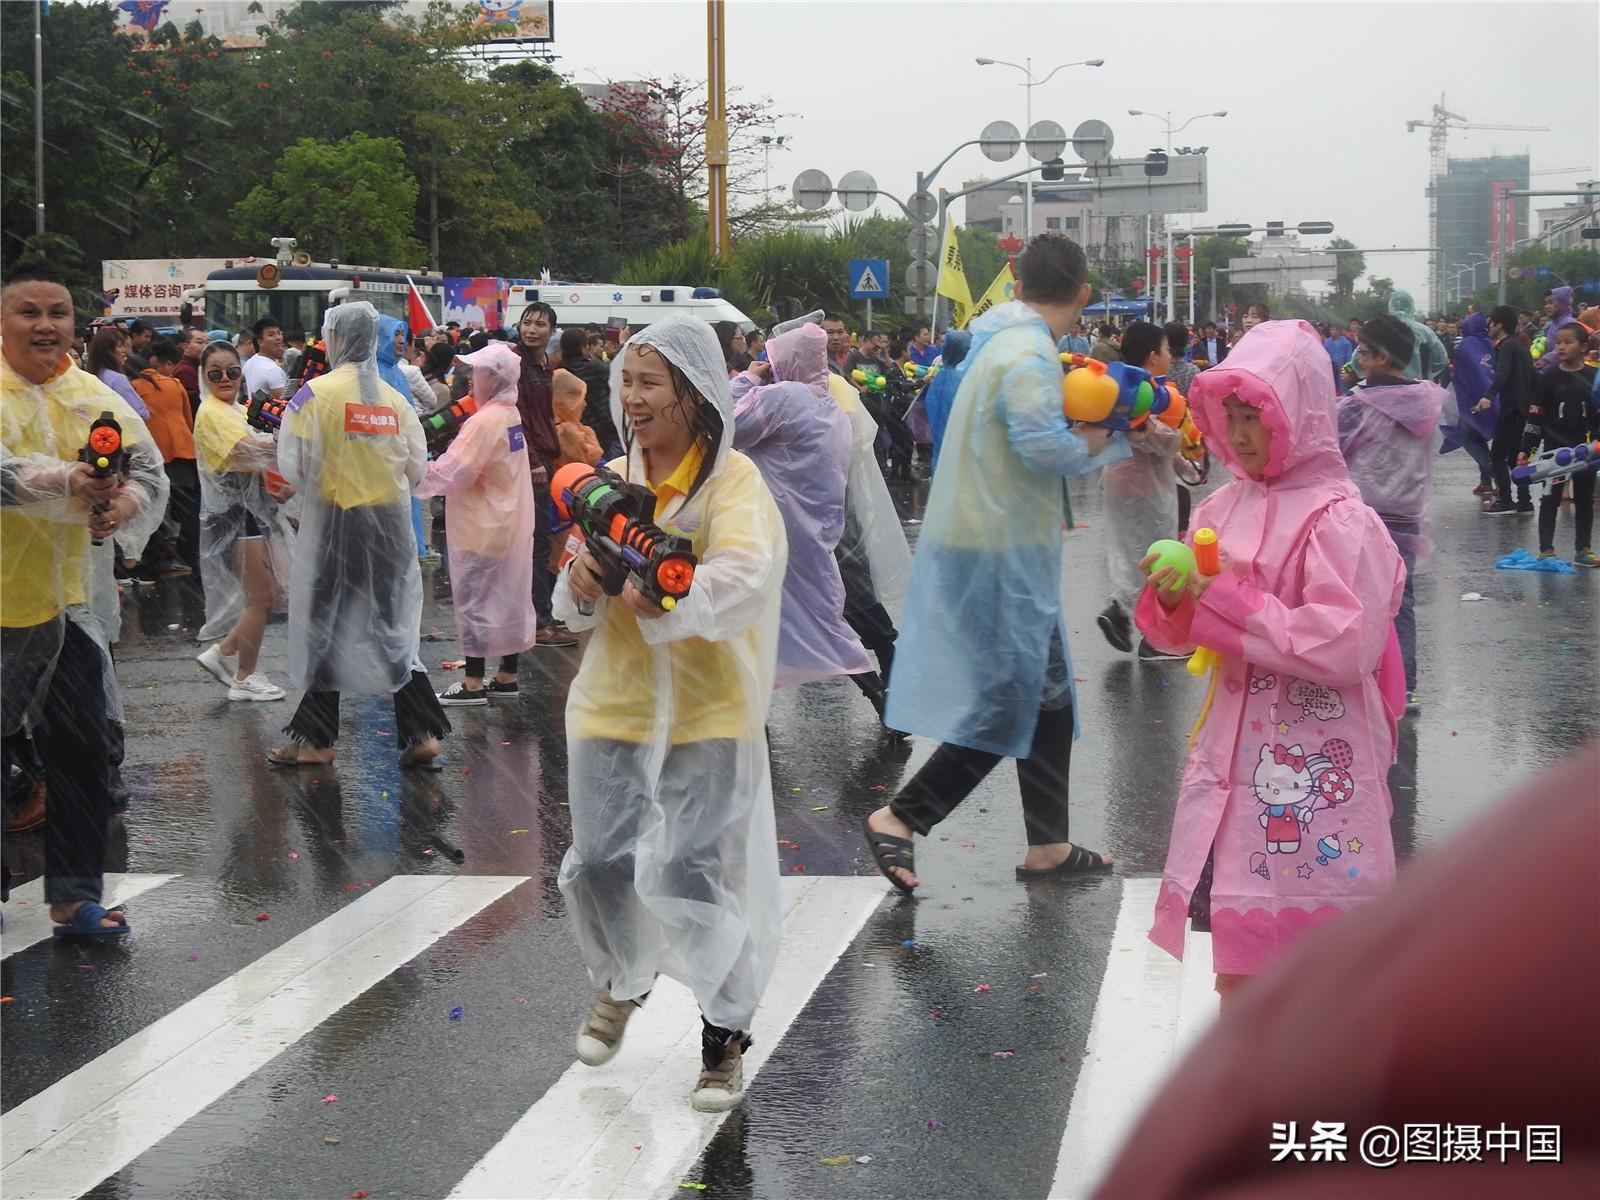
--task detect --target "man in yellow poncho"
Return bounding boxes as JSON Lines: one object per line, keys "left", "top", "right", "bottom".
{"left": 2, "top": 269, "right": 166, "bottom": 937}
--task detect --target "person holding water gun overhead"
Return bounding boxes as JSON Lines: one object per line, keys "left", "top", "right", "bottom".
{"left": 1135, "top": 319, "right": 1407, "bottom": 1007}
{"left": 416, "top": 341, "right": 538, "bottom": 705}
{"left": 554, "top": 316, "right": 787, "bottom": 1114}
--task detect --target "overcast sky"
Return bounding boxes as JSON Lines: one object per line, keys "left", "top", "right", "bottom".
{"left": 553, "top": 0, "right": 1598, "bottom": 301}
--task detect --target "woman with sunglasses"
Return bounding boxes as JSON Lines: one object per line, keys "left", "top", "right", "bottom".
{"left": 193, "top": 340, "right": 295, "bottom": 701}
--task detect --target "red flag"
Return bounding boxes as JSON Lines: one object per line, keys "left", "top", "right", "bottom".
{"left": 405, "top": 277, "right": 437, "bottom": 336}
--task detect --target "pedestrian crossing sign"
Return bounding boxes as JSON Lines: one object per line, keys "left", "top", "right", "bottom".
{"left": 848, "top": 258, "right": 890, "bottom": 299}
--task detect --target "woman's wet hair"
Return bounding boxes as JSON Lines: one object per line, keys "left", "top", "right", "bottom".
{"left": 622, "top": 342, "right": 725, "bottom": 502}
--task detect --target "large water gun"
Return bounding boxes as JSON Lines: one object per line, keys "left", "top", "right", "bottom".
{"left": 900, "top": 361, "right": 938, "bottom": 383}
{"left": 1060, "top": 353, "right": 1185, "bottom": 431}
{"left": 1146, "top": 528, "right": 1222, "bottom": 676}
{"left": 550, "top": 461, "right": 697, "bottom": 611}
{"left": 422, "top": 394, "right": 479, "bottom": 453}
{"left": 293, "top": 337, "right": 330, "bottom": 385}
{"left": 78, "top": 410, "right": 126, "bottom": 547}
{"left": 851, "top": 367, "right": 888, "bottom": 393}
{"left": 246, "top": 388, "right": 287, "bottom": 434}
{"left": 1513, "top": 439, "right": 1600, "bottom": 487}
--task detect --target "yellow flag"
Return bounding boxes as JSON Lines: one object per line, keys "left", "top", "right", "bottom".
{"left": 935, "top": 218, "right": 972, "bottom": 330}
{"left": 963, "top": 262, "right": 1016, "bottom": 328}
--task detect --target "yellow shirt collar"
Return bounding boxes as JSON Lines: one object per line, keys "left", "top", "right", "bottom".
{"left": 652, "top": 440, "right": 706, "bottom": 508}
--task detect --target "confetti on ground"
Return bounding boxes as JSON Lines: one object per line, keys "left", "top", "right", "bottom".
{"left": 348, "top": 1192, "right": 369, "bottom": 1199}
{"left": 857, "top": 1156, "right": 873, "bottom": 1164}
{"left": 931, "top": 1009, "right": 943, "bottom": 1018}
{"left": 322, "top": 1094, "right": 338, "bottom": 1104}
{"left": 810, "top": 805, "right": 830, "bottom": 812}
{"left": 924, "top": 1118, "right": 941, "bottom": 1130}
{"left": 973, "top": 983, "right": 991, "bottom": 993}
{"left": 791, "top": 787, "right": 802, "bottom": 793}
{"left": 0, "top": 997, "right": 13, "bottom": 1004}
{"left": 901, "top": 939, "right": 917, "bottom": 947}
{"left": 423, "top": 848, "right": 436, "bottom": 857}
{"left": 288, "top": 851, "right": 299, "bottom": 860}
{"left": 254, "top": 913, "right": 270, "bottom": 922}
{"left": 1030, "top": 971, "right": 1048, "bottom": 978}
{"left": 678, "top": 1184, "right": 707, "bottom": 1192}
{"left": 870, "top": 784, "right": 886, "bottom": 792}
{"left": 509, "top": 828, "right": 529, "bottom": 835}
{"left": 442, "top": 659, "right": 465, "bottom": 670}
{"left": 820, "top": 1155, "right": 852, "bottom": 1166}
{"left": 992, "top": 1050, "right": 1015, "bottom": 1059}
{"left": 186, "top": 954, "right": 198, "bottom": 962}
{"left": 449, "top": 1006, "right": 465, "bottom": 1020}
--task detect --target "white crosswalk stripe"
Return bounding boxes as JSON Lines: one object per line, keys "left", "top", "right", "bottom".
{"left": 449, "top": 875, "right": 885, "bottom": 1200}
{"left": 1, "top": 874, "right": 525, "bottom": 1200}
{"left": 1050, "top": 877, "right": 1220, "bottom": 1199}
{"left": 1, "top": 873, "right": 179, "bottom": 959}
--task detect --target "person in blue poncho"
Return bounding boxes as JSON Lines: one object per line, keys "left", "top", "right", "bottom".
{"left": 860, "top": 235, "right": 1131, "bottom": 893}
{"left": 920, "top": 328, "right": 970, "bottom": 471}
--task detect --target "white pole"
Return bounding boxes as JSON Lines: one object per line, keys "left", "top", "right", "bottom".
{"left": 1165, "top": 223, "right": 1175, "bottom": 323}
{"left": 1023, "top": 58, "right": 1033, "bottom": 242}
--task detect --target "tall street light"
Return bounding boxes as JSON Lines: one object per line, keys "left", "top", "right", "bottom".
{"left": 1128, "top": 109, "right": 1226, "bottom": 320}
{"left": 976, "top": 55, "right": 1105, "bottom": 241}
{"left": 758, "top": 134, "right": 790, "bottom": 203}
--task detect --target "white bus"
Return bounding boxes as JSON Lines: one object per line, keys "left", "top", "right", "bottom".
{"left": 504, "top": 283, "right": 756, "bottom": 332}
{"left": 186, "top": 265, "right": 445, "bottom": 335}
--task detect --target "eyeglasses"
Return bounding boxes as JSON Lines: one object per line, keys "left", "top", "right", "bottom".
{"left": 205, "top": 366, "right": 243, "bottom": 382}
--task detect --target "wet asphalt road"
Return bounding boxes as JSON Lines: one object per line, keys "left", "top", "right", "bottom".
{"left": 3, "top": 449, "right": 1596, "bottom": 1200}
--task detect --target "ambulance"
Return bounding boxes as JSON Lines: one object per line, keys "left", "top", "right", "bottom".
{"left": 502, "top": 283, "right": 756, "bottom": 333}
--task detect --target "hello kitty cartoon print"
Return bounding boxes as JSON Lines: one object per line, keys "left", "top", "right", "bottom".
{"left": 1133, "top": 320, "right": 1406, "bottom": 977}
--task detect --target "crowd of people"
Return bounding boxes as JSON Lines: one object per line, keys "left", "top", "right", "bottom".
{"left": 2, "top": 237, "right": 1596, "bottom": 1111}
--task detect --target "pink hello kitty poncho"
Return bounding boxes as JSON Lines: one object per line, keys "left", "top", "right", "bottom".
{"left": 1135, "top": 320, "right": 1407, "bottom": 976}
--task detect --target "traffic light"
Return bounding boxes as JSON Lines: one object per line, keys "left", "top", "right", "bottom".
{"left": 1041, "top": 157, "right": 1065, "bottom": 182}
{"left": 1144, "top": 150, "right": 1168, "bottom": 177}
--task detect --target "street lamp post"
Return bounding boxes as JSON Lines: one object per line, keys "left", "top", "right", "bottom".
{"left": 1129, "top": 109, "right": 1226, "bottom": 321}
{"left": 758, "top": 134, "right": 789, "bottom": 204}
{"left": 976, "top": 55, "right": 1105, "bottom": 241}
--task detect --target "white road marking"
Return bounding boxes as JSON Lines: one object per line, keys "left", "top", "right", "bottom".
{"left": 450, "top": 875, "right": 886, "bottom": 1200}
{"left": 1, "top": 874, "right": 526, "bottom": 1200}
{"left": 1049, "top": 876, "right": 1219, "bottom": 1200}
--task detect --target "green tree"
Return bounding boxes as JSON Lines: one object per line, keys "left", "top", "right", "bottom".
{"left": 1327, "top": 237, "right": 1365, "bottom": 300}
{"left": 231, "top": 133, "right": 422, "bottom": 265}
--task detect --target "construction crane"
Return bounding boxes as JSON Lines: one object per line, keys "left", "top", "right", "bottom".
{"left": 1405, "top": 94, "right": 1547, "bottom": 311}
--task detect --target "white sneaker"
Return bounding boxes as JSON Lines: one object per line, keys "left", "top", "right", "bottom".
{"left": 228, "top": 673, "right": 286, "bottom": 702}
{"left": 197, "top": 644, "right": 238, "bottom": 686}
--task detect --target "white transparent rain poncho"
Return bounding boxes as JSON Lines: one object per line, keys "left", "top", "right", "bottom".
{"left": 1, "top": 359, "right": 166, "bottom": 726}
{"left": 193, "top": 346, "right": 295, "bottom": 643}
{"left": 555, "top": 315, "right": 788, "bottom": 1032}
{"left": 414, "top": 341, "right": 537, "bottom": 658}
{"left": 824, "top": 371, "right": 912, "bottom": 606}
{"left": 277, "top": 302, "right": 428, "bottom": 694}
{"left": 1102, "top": 417, "right": 1182, "bottom": 611}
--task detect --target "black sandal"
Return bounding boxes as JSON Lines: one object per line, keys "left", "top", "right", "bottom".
{"left": 862, "top": 817, "right": 917, "bottom": 896}
{"left": 1014, "top": 844, "right": 1114, "bottom": 879}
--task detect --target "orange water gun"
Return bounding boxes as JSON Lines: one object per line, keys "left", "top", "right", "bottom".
{"left": 551, "top": 461, "right": 697, "bottom": 611}
{"left": 78, "top": 411, "right": 126, "bottom": 547}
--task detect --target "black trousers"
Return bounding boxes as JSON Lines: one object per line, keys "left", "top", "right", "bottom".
{"left": 1, "top": 621, "right": 112, "bottom": 905}
{"left": 285, "top": 671, "right": 450, "bottom": 751}
{"left": 1538, "top": 467, "right": 1596, "bottom": 553}
{"left": 165, "top": 458, "right": 201, "bottom": 570}
{"left": 464, "top": 653, "right": 519, "bottom": 678}
{"left": 530, "top": 460, "right": 555, "bottom": 627}
{"left": 890, "top": 702, "right": 1075, "bottom": 846}
{"left": 1491, "top": 409, "right": 1532, "bottom": 507}
{"left": 836, "top": 510, "right": 898, "bottom": 681}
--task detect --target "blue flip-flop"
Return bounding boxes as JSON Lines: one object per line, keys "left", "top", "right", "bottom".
{"left": 52, "top": 902, "right": 130, "bottom": 939}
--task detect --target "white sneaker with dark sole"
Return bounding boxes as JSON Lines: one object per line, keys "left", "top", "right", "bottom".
{"left": 197, "top": 643, "right": 239, "bottom": 686}
{"left": 691, "top": 1049, "right": 746, "bottom": 1112}
{"left": 228, "top": 673, "right": 286, "bottom": 702}
{"left": 575, "top": 992, "right": 639, "bottom": 1066}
